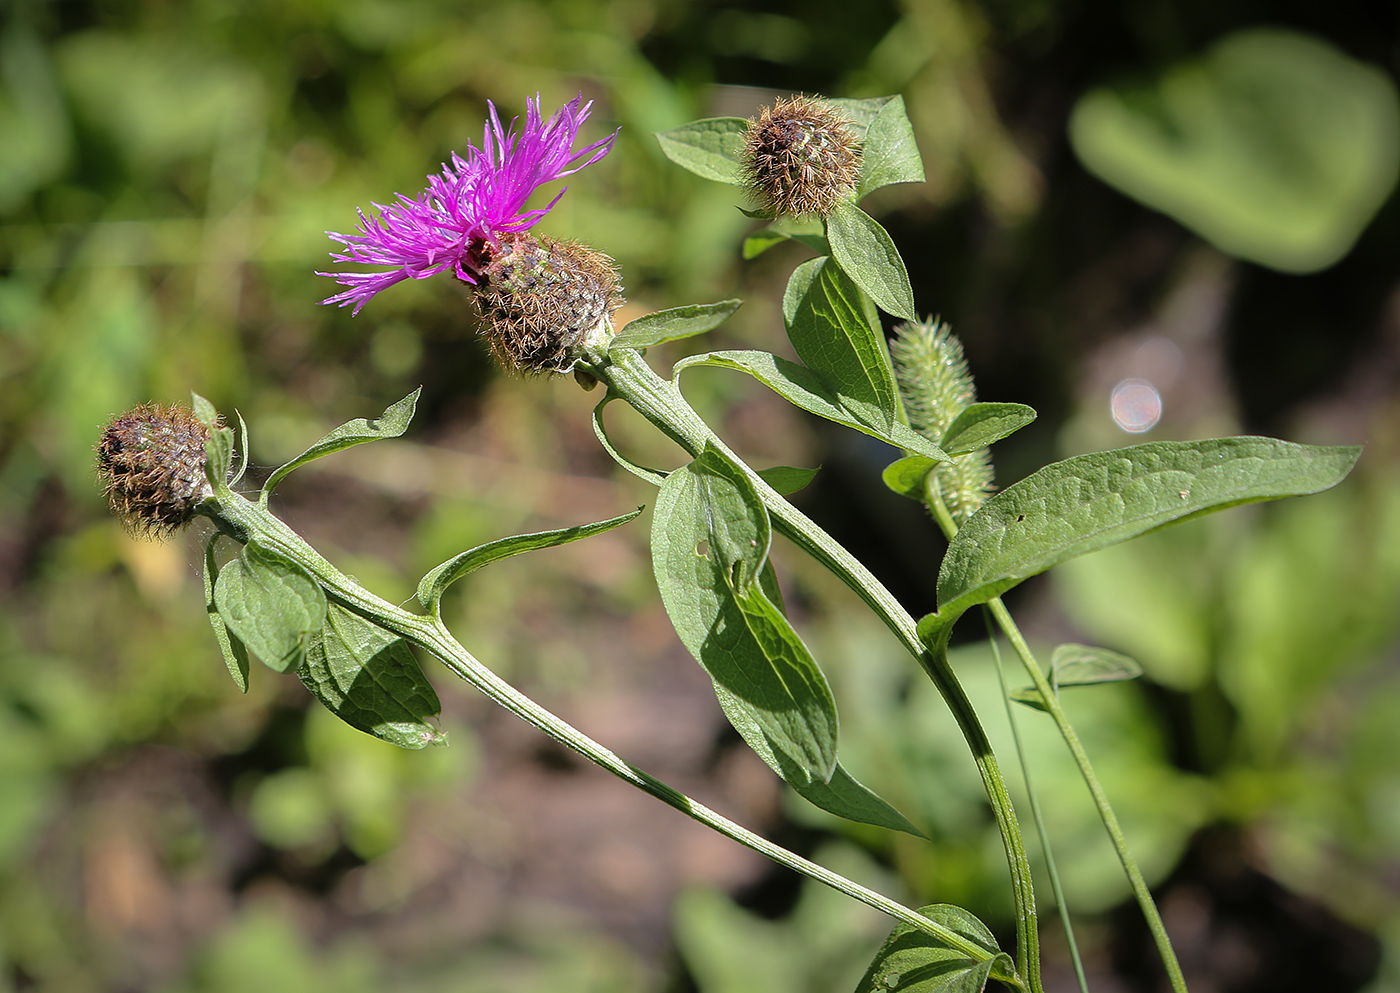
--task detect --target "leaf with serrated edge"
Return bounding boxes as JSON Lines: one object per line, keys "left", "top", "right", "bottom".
{"left": 757, "top": 465, "right": 818, "bottom": 495}
{"left": 941, "top": 403, "right": 1038, "bottom": 456}
{"left": 612, "top": 300, "right": 742, "bottom": 349}
{"left": 214, "top": 542, "right": 327, "bottom": 673}
{"left": 826, "top": 202, "right": 918, "bottom": 321}
{"left": 858, "top": 95, "right": 925, "bottom": 196}
{"left": 655, "top": 118, "right": 749, "bottom": 184}
{"left": 855, "top": 904, "right": 1015, "bottom": 993}
{"left": 418, "top": 509, "right": 643, "bottom": 614}
{"left": 786, "top": 255, "right": 901, "bottom": 431}
{"left": 204, "top": 535, "right": 249, "bottom": 692}
{"left": 938, "top": 438, "right": 1361, "bottom": 615}
{"left": 263, "top": 389, "right": 420, "bottom": 496}
{"left": 675, "top": 350, "right": 951, "bottom": 463}
{"left": 300, "top": 603, "right": 444, "bottom": 749}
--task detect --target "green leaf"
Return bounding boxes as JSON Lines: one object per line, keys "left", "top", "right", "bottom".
{"left": 786, "top": 255, "right": 902, "bottom": 430}
{"left": 941, "top": 403, "right": 1038, "bottom": 456}
{"left": 191, "top": 391, "right": 218, "bottom": 428}
{"left": 742, "top": 229, "right": 790, "bottom": 259}
{"left": 1069, "top": 28, "right": 1400, "bottom": 273}
{"left": 819, "top": 96, "right": 895, "bottom": 140}
{"left": 203, "top": 535, "right": 249, "bottom": 692}
{"left": 857, "top": 95, "right": 925, "bottom": 196}
{"left": 855, "top": 904, "right": 1015, "bottom": 993}
{"left": 417, "top": 508, "right": 643, "bottom": 614}
{"left": 263, "top": 389, "right": 420, "bottom": 496}
{"left": 652, "top": 445, "right": 838, "bottom": 785}
{"left": 882, "top": 455, "right": 938, "bottom": 500}
{"left": 214, "top": 541, "right": 327, "bottom": 673}
{"left": 1010, "top": 643, "right": 1144, "bottom": 712}
{"left": 612, "top": 300, "right": 742, "bottom": 349}
{"left": 654, "top": 117, "right": 749, "bottom": 185}
{"left": 791, "top": 763, "right": 925, "bottom": 837}
{"left": 675, "top": 349, "right": 951, "bottom": 463}
{"left": 229, "top": 409, "right": 250, "bottom": 486}
{"left": 825, "top": 203, "right": 917, "bottom": 321}
{"left": 938, "top": 437, "right": 1362, "bottom": 615}
{"left": 757, "top": 465, "right": 819, "bottom": 496}
{"left": 299, "top": 603, "right": 445, "bottom": 749}
{"left": 204, "top": 421, "right": 233, "bottom": 489}
{"left": 591, "top": 395, "right": 669, "bottom": 486}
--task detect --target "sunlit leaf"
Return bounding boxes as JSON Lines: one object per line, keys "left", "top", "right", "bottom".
{"left": 214, "top": 541, "right": 327, "bottom": 674}
{"left": 655, "top": 118, "right": 749, "bottom": 185}
{"left": 757, "top": 465, "right": 819, "bottom": 496}
{"left": 263, "top": 389, "right": 420, "bottom": 496}
{"left": 612, "top": 300, "right": 742, "bottom": 349}
{"left": 204, "top": 535, "right": 249, "bottom": 692}
{"left": 855, "top": 904, "right": 1016, "bottom": 993}
{"left": 941, "top": 403, "right": 1037, "bottom": 456}
{"left": 825, "top": 203, "right": 917, "bottom": 321}
{"left": 857, "top": 95, "right": 925, "bottom": 196}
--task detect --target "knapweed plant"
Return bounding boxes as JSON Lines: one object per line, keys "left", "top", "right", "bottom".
{"left": 98, "top": 93, "right": 1359, "bottom": 993}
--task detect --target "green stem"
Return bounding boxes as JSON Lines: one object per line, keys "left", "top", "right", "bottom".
{"left": 580, "top": 346, "right": 1041, "bottom": 992}
{"left": 985, "top": 597, "right": 1188, "bottom": 993}
{"left": 203, "top": 487, "right": 1024, "bottom": 990}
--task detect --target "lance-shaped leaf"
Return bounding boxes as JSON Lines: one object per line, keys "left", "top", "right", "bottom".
{"left": 214, "top": 541, "right": 327, "bottom": 673}
{"left": 655, "top": 117, "right": 749, "bottom": 184}
{"left": 855, "top": 904, "right": 1017, "bottom": 993}
{"left": 204, "top": 535, "right": 249, "bottom": 692}
{"left": 612, "top": 300, "right": 742, "bottom": 349}
{"left": 756, "top": 465, "right": 819, "bottom": 496}
{"left": 854, "top": 95, "right": 925, "bottom": 196}
{"left": 1010, "top": 644, "right": 1144, "bottom": 712}
{"left": 653, "top": 445, "right": 836, "bottom": 784}
{"left": 192, "top": 392, "right": 233, "bottom": 487}
{"left": 675, "top": 350, "right": 950, "bottom": 463}
{"left": 417, "top": 508, "right": 644, "bottom": 615}
{"left": 938, "top": 437, "right": 1361, "bottom": 615}
{"left": 263, "top": 389, "right": 420, "bottom": 496}
{"left": 941, "top": 403, "right": 1038, "bottom": 456}
{"left": 742, "top": 215, "right": 829, "bottom": 259}
{"left": 299, "top": 603, "right": 445, "bottom": 749}
{"left": 825, "top": 202, "right": 918, "bottom": 321}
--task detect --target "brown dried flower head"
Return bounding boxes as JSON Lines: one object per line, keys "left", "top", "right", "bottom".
{"left": 472, "top": 232, "right": 624, "bottom": 374}
{"left": 743, "top": 96, "right": 862, "bottom": 218}
{"left": 97, "top": 403, "right": 214, "bottom": 537}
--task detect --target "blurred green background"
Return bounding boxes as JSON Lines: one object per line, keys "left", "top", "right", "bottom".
{"left": 3, "top": 0, "right": 1400, "bottom": 990}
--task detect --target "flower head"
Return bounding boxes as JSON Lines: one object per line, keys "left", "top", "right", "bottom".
{"left": 742, "top": 96, "right": 861, "bottom": 217}
{"left": 97, "top": 403, "right": 214, "bottom": 536}
{"left": 319, "top": 94, "right": 617, "bottom": 315}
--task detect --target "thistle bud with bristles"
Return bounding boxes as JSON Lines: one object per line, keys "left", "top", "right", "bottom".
{"left": 472, "top": 232, "right": 624, "bottom": 374}
{"left": 742, "top": 96, "right": 862, "bottom": 218}
{"left": 97, "top": 404, "right": 214, "bottom": 537}
{"left": 891, "top": 318, "right": 995, "bottom": 523}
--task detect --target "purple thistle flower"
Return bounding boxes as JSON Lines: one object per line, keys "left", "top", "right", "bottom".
{"left": 319, "top": 94, "right": 617, "bottom": 315}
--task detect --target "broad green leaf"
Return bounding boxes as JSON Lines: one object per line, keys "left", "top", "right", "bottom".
{"left": 938, "top": 437, "right": 1361, "bottom": 615}
{"left": 655, "top": 117, "right": 749, "bottom": 185}
{"left": 819, "top": 96, "right": 895, "bottom": 140}
{"left": 855, "top": 904, "right": 1016, "bottom": 993}
{"left": 612, "top": 299, "right": 742, "bottom": 349}
{"left": 858, "top": 95, "right": 925, "bottom": 196}
{"left": 1069, "top": 28, "right": 1400, "bottom": 273}
{"left": 204, "top": 535, "right": 249, "bottom": 692}
{"left": 214, "top": 541, "right": 327, "bottom": 673}
{"left": 757, "top": 465, "right": 818, "bottom": 496}
{"left": 652, "top": 446, "right": 838, "bottom": 785}
{"left": 882, "top": 455, "right": 937, "bottom": 500}
{"left": 786, "top": 255, "right": 902, "bottom": 429}
{"left": 417, "top": 508, "right": 643, "bottom": 614}
{"left": 300, "top": 603, "right": 444, "bottom": 749}
{"left": 674, "top": 350, "right": 950, "bottom": 463}
{"left": 263, "top": 389, "right": 420, "bottom": 496}
{"left": 792, "top": 763, "right": 925, "bottom": 837}
{"left": 1010, "top": 643, "right": 1144, "bottom": 712}
{"left": 742, "top": 229, "right": 789, "bottom": 259}
{"left": 941, "top": 403, "right": 1037, "bottom": 456}
{"left": 825, "top": 203, "right": 917, "bottom": 321}
{"left": 591, "top": 395, "right": 669, "bottom": 486}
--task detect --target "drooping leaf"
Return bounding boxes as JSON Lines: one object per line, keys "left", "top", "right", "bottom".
{"left": 855, "top": 904, "right": 1016, "bottom": 993}
{"left": 825, "top": 203, "right": 918, "bottom": 321}
{"left": 654, "top": 117, "right": 749, "bottom": 185}
{"left": 675, "top": 350, "right": 951, "bottom": 463}
{"left": 882, "top": 455, "right": 938, "bottom": 500}
{"left": 757, "top": 465, "right": 819, "bottom": 496}
{"left": 263, "top": 389, "right": 420, "bottom": 496}
{"left": 857, "top": 95, "right": 925, "bottom": 196}
{"left": 652, "top": 445, "right": 838, "bottom": 785}
{"left": 214, "top": 541, "right": 327, "bottom": 673}
{"left": 204, "top": 535, "right": 249, "bottom": 692}
{"left": 938, "top": 438, "right": 1362, "bottom": 615}
{"left": 591, "top": 395, "right": 669, "bottom": 486}
{"left": 417, "top": 508, "right": 643, "bottom": 614}
{"left": 612, "top": 300, "right": 743, "bottom": 349}
{"left": 300, "top": 603, "right": 445, "bottom": 749}
{"left": 941, "top": 403, "right": 1038, "bottom": 456}
{"left": 1010, "top": 643, "right": 1144, "bottom": 712}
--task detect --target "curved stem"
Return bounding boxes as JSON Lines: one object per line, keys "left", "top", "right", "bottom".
{"left": 204, "top": 488, "right": 1025, "bottom": 991}
{"left": 580, "top": 347, "right": 1041, "bottom": 991}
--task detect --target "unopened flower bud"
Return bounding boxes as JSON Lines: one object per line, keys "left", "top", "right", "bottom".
{"left": 97, "top": 404, "right": 214, "bottom": 536}
{"left": 742, "top": 96, "right": 862, "bottom": 218}
{"left": 473, "top": 232, "right": 623, "bottom": 374}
